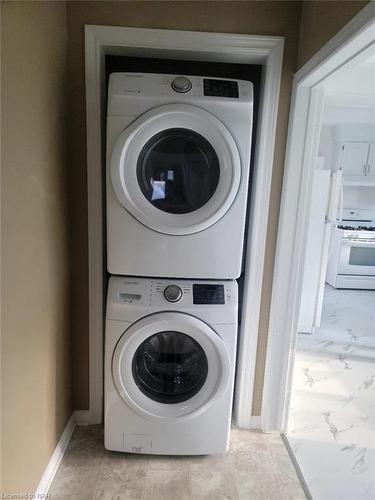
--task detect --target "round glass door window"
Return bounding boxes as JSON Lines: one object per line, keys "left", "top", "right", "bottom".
{"left": 110, "top": 105, "right": 242, "bottom": 235}
{"left": 132, "top": 331, "right": 208, "bottom": 404}
{"left": 137, "top": 128, "right": 220, "bottom": 214}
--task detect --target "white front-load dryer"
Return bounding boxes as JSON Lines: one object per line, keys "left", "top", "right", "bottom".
{"left": 106, "top": 73, "right": 253, "bottom": 279}
{"left": 105, "top": 276, "right": 238, "bottom": 455}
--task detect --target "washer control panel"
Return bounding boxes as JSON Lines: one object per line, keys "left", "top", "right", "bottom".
{"left": 107, "top": 277, "right": 237, "bottom": 321}
{"left": 164, "top": 285, "right": 183, "bottom": 302}
{"left": 193, "top": 284, "right": 225, "bottom": 304}
{"left": 108, "top": 277, "right": 237, "bottom": 311}
{"left": 153, "top": 280, "right": 234, "bottom": 307}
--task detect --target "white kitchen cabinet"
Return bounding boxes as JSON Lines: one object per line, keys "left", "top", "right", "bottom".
{"left": 367, "top": 144, "right": 375, "bottom": 178}
{"left": 339, "top": 141, "right": 375, "bottom": 185}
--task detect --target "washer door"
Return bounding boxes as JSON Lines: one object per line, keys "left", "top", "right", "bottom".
{"left": 112, "top": 312, "right": 231, "bottom": 420}
{"left": 111, "top": 104, "right": 241, "bottom": 235}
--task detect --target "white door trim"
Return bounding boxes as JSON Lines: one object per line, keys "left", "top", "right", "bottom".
{"left": 262, "top": 2, "right": 375, "bottom": 432}
{"left": 84, "top": 25, "right": 284, "bottom": 426}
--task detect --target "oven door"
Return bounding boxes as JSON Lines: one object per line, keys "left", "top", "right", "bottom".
{"left": 338, "top": 238, "right": 375, "bottom": 276}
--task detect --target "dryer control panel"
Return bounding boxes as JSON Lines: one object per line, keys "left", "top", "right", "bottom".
{"left": 106, "top": 276, "right": 237, "bottom": 322}
{"left": 203, "top": 79, "right": 239, "bottom": 98}
{"left": 107, "top": 72, "right": 253, "bottom": 116}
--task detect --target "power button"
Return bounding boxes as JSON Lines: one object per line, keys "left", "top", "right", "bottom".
{"left": 164, "top": 285, "right": 183, "bottom": 302}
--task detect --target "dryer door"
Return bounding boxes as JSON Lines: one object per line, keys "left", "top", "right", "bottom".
{"left": 110, "top": 104, "right": 241, "bottom": 235}
{"left": 112, "top": 312, "right": 231, "bottom": 420}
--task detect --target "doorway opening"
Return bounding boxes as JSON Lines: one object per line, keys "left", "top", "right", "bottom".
{"left": 288, "top": 47, "right": 375, "bottom": 499}
{"left": 262, "top": 4, "right": 375, "bottom": 500}
{"left": 83, "top": 25, "right": 284, "bottom": 427}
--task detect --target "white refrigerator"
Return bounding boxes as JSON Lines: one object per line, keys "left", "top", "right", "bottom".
{"left": 298, "top": 160, "right": 342, "bottom": 334}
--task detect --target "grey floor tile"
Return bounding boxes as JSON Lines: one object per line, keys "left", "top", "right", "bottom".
{"left": 48, "top": 425, "right": 306, "bottom": 500}
{"left": 147, "top": 454, "right": 191, "bottom": 472}
{"left": 49, "top": 462, "right": 101, "bottom": 499}
{"left": 230, "top": 439, "right": 275, "bottom": 475}
{"left": 270, "top": 443, "right": 306, "bottom": 499}
{"left": 235, "top": 470, "right": 285, "bottom": 500}
{"left": 95, "top": 466, "right": 147, "bottom": 500}
{"left": 191, "top": 468, "right": 239, "bottom": 500}
{"left": 102, "top": 450, "right": 149, "bottom": 472}
{"left": 143, "top": 470, "right": 192, "bottom": 500}
{"left": 189, "top": 452, "right": 230, "bottom": 471}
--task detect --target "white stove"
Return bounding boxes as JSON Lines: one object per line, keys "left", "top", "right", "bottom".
{"left": 326, "top": 209, "right": 375, "bottom": 289}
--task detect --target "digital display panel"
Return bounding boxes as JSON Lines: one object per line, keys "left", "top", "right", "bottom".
{"left": 203, "top": 79, "right": 239, "bottom": 98}
{"left": 193, "top": 284, "right": 225, "bottom": 305}
{"left": 119, "top": 293, "right": 141, "bottom": 301}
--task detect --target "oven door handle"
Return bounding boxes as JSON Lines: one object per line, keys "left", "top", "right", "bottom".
{"left": 342, "top": 239, "right": 375, "bottom": 248}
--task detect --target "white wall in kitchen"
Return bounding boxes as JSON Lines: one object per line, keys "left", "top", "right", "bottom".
{"left": 343, "top": 185, "right": 375, "bottom": 210}
{"left": 318, "top": 122, "right": 375, "bottom": 172}
{"left": 318, "top": 125, "right": 335, "bottom": 171}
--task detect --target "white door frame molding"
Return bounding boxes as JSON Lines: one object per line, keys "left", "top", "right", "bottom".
{"left": 84, "top": 25, "right": 284, "bottom": 426}
{"left": 262, "top": 3, "right": 375, "bottom": 432}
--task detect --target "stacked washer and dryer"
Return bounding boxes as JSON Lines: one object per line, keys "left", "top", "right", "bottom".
{"left": 105, "top": 73, "right": 254, "bottom": 455}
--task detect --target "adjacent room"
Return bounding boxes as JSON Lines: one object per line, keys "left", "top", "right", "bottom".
{"left": 287, "top": 47, "right": 375, "bottom": 500}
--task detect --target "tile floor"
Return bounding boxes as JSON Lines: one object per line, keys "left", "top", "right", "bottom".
{"left": 287, "top": 285, "right": 375, "bottom": 500}
{"left": 49, "top": 425, "right": 306, "bottom": 499}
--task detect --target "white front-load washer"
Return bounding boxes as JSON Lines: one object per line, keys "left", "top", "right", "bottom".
{"left": 105, "top": 275, "right": 238, "bottom": 455}
{"left": 106, "top": 73, "right": 253, "bottom": 279}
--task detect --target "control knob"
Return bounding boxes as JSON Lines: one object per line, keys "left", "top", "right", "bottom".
{"left": 164, "top": 285, "right": 183, "bottom": 302}
{"left": 171, "top": 76, "right": 192, "bottom": 93}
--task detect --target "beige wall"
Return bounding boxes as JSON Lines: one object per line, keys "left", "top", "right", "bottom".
{"left": 1, "top": 1, "right": 71, "bottom": 493}
{"left": 66, "top": 0, "right": 303, "bottom": 411}
{"left": 0, "top": 0, "right": 369, "bottom": 493}
{"left": 66, "top": 0, "right": 369, "bottom": 414}
{"left": 298, "top": 0, "right": 369, "bottom": 68}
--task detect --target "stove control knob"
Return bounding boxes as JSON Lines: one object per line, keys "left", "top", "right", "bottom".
{"left": 164, "top": 285, "right": 183, "bottom": 303}
{"left": 171, "top": 76, "right": 192, "bottom": 93}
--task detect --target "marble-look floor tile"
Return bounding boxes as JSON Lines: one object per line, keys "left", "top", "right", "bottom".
{"left": 287, "top": 285, "right": 375, "bottom": 500}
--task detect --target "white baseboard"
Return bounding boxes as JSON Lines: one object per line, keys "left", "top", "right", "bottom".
{"left": 74, "top": 409, "right": 91, "bottom": 425}
{"left": 74, "top": 409, "right": 99, "bottom": 425}
{"left": 248, "top": 416, "right": 262, "bottom": 430}
{"left": 235, "top": 415, "right": 262, "bottom": 431}
{"left": 34, "top": 413, "right": 76, "bottom": 496}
